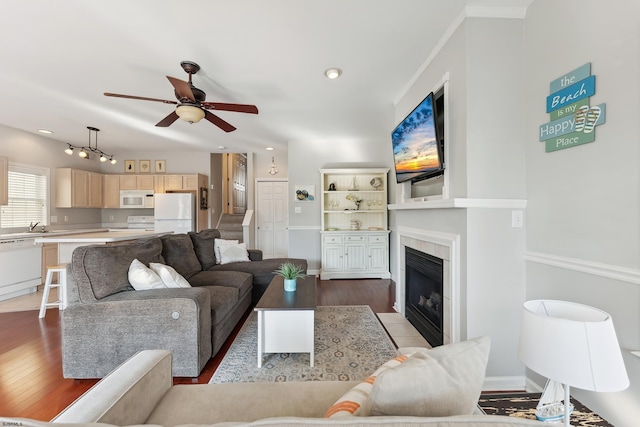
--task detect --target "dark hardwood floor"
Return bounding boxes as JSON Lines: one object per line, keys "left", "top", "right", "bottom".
{"left": 0, "top": 278, "right": 395, "bottom": 420}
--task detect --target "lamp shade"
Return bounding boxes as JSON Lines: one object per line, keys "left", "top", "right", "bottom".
{"left": 518, "top": 300, "right": 629, "bottom": 392}
{"left": 176, "top": 105, "right": 205, "bottom": 123}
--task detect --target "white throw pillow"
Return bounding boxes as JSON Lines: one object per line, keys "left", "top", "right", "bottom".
{"left": 360, "top": 336, "right": 491, "bottom": 417}
{"left": 150, "top": 263, "right": 191, "bottom": 288}
{"left": 214, "top": 239, "right": 239, "bottom": 264}
{"left": 219, "top": 242, "right": 251, "bottom": 265}
{"left": 128, "top": 259, "right": 166, "bottom": 290}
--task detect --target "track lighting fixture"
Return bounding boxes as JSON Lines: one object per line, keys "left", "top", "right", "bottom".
{"left": 64, "top": 127, "right": 117, "bottom": 165}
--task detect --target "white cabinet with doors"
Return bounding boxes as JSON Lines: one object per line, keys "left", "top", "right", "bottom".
{"left": 319, "top": 168, "right": 390, "bottom": 279}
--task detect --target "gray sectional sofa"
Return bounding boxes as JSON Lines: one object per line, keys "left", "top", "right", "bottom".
{"left": 62, "top": 229, "right": 307, "bottom": 379}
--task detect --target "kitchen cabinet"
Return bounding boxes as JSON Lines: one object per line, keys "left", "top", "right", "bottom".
{"left": 56, "top": 168, "right": 102, "bottom": 208}
{"left": 119, "top": 175, "right": 137, "bottom": 190}
{"left": 0, "top": 156, "right": 7, "bottom": 205}
{"left": 163, "top": 175, "right": 184, "bottom": 191}
{"left": 41, "top": 243, "right": 58, "bottom": 287}
{"left": 88, "top": 172, "right": 103, "bottom": 208}
{"left": 319, "top": 168, "right": 390, "bottom": 279}
{"left": 103, "top": 174, "right": 120, "bottom": 208}
{"left": 136, "top": 175, "right": 154, "bottom": 190}
{"left": 161, "top": 173, "right": 205, "bottom": 192}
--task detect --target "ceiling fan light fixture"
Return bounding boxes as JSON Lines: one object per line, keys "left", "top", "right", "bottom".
{"left": 176, "top": 105, "right": 205, "bottom": 123}
{"left": 324, "top": 67, "right": 342, "bottom": 79}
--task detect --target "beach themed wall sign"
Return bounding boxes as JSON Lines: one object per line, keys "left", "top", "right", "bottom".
{"left": 539, "top": 63, "right": 606, "bottom": 152}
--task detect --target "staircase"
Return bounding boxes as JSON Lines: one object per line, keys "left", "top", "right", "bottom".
{"left": 217, "top": 214, "right": 244, "bottom": 242}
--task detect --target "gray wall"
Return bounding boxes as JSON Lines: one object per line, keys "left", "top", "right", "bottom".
{"left": 522, "top": 1, "right": 640, "bottom": 424}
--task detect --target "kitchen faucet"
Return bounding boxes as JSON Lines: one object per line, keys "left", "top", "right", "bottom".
{"left": 29, "top": 222, "right": 40, "bottom": 232}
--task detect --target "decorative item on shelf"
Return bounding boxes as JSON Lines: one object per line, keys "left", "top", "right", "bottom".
{"left": 139, "top": 160, "right": 151, "bottom": 173}
{"left": 328, "top": 183, "right": 336, "bottom": 191}
{"left": 345, "top": 194, "right": 362, "bottom": 210}
{"left": 370, "top": 177, "right": 382, "bottom": 190}
{"left": 350, "top": 219, "right": 361, "bottom": 230}
{"left": 273, "top": 261, "right": 307, "bottom": 292}
{"left": 348, "top": 176, "right": 358, "bottom": 191}
{"left": 124, "top": 160, "right": 135, "bottom": 173}
{"left": 155, "top": 159, "right": 166, "bottom": 173}
{"left": 64, "top": 126, "right": 117, "bottom": 164}
{"left": 267, "top": 157, "right": 278, "bottom": 175}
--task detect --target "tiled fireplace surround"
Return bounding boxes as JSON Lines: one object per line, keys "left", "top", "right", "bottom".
{"left": 394, "top": 226, "right": 460, "bottom": 346}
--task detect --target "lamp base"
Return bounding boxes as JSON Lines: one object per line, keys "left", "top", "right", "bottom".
{"left": 536, "top": 401, "right": 574, "bottom": 423}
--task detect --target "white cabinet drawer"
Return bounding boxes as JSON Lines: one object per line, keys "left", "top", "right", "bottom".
{"left": 323, "top": 235, "right": 343, "bottom": 244}
{"left": 345, "top": 235, "right": 366, "bottom": 242}
{"left": 367, "top": 234, "right": 387, "bottom": 244}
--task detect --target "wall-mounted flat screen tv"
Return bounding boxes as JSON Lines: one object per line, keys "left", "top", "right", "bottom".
{"left": 391, "top": 91, "right": 443, "bottom": 184}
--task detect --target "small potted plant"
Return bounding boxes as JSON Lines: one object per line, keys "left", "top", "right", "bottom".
{"left": 273, "top": 261, "right": 307, "bottom": 292}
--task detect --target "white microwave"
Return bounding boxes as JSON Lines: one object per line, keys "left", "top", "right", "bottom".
{"left": 120, "top": 190, "right": 154, "bottom": 209}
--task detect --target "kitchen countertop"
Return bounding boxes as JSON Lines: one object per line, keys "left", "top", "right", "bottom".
{"left": 33, "top": 230, "right": 169, "bottom": 243}
{"left": 0, "top": 229, "right": 110, "bottom": 242}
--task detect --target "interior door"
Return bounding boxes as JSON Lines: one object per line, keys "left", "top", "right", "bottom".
{"left": 228, "top": 153, "right": 246, "bottom": 214}
{"left": 256, "top": 180, "right": 288, "bottom": 258}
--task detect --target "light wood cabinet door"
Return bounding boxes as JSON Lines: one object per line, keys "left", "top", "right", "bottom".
{"left": 183, "top": 174, "right": 198, "bottom": 190}
{"left": 0, "top": 156, "right": 7, "bottom": 205}
{"left": 154, "top": 175, "right": 165, "bottom": 194}
{"left": 164, "top": 175, "right": 184, "bottom": 191}
{"left": 88, "top": 172, "right": 103, "bottom": 208}
{"left": 41, "top": 243, "right": 58, "bottom": 286}
{"left": 137, "top": 175, "right": 154, "bottom": 190}
{"left": 71, "top": 169, "right": 89, "bottom": 207}
{"left": 119, "top": 175, "right": 137, "bottom": 190}
{"left": 103, "top": 174, "right": 120, "bottom": 208}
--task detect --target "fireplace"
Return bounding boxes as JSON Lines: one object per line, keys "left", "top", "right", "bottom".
{"left": 405, "top": 247, "right": 444, "bottom": 347}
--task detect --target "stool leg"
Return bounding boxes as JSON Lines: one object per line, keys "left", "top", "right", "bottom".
{"left": 39, "top": 269, "right": 54, "bottom": 318}
{"left": 59, "top": 268, "right": 67, "bottom": 310}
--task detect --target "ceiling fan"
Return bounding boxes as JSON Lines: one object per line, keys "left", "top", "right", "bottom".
{"left": 104, "top": 61, "right": 258, "bottom": 132}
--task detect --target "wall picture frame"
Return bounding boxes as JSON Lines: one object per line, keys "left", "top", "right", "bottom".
{"left": 200, "top": 187, "right": 209, "bottom": 210}
{"left": 294, "top": 185, "right": 315, "bottom": 202}
{"left": 155, "top": 159, "right": 166, "bottom": 173}
{"left": 139, "top": 160, "right": 151, "bottom": 173}
{"left": 124, "top": 160, "right": 135, "bottom": 173}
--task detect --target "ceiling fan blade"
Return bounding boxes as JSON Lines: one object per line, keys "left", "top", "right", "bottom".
{"left": 104, "top": 92, "right": 177, "bottom": 105}
{"left": 201, "top": 102, "right": 259, "bottom": 114}
{"left": 166, "top": 76, "right": 195, "bottom": 102}
{"left": 155, "top": 111, "right": 179, "bottom": 127}
{"left": 204, "top": 110, "right": 236, "bottom": 132}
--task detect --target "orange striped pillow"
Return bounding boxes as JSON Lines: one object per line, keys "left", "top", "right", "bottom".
{"left": 324, "top": 355, "right": 410, "bottom": 418}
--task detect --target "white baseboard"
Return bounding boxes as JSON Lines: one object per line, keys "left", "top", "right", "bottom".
{"left": 482, "top": 376, "right": 526, "bottom": 392}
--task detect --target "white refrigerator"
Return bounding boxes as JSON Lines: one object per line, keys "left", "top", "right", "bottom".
{"left": 154, "top": 193, "right": 196, "bottom": 233}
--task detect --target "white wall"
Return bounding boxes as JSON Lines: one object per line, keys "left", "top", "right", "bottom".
{"left": 523, "top": 1, "right": 640, "bottom": 424}
{"left": 391, "top": 16, "right": 527, "bottom": 382}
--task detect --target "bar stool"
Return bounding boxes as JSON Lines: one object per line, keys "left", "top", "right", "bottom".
{"left": 38, "top": 264, "right": 67, "bottom": 319}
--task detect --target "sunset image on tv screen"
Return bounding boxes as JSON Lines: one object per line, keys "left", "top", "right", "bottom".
{"left": 392, "top": 94, "right": 439, "bottom": 182}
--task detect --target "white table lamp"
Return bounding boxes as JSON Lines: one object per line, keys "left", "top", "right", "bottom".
{"left": 518, "top": 300, "right": 629, "bottom": 426}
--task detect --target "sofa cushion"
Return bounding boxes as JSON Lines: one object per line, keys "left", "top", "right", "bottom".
{"left": 325, "top": 355, "right": 410, "bottom": 417}
{"left": 204, "top": 285, "right": 239, "bottom": 326}
{"left": 72, "top": 238, "right": 164, "bottom": 300}
{"left": 128, "top": 259, "right": 166, "bottom": 290}
{"left": 214, "top": 239, "right": 238, "bottom": 264}
{"left": 160, "top": 234, "right": 203, "bottom": 279}
{"left": 150, "top": 263, "right": 191, "bottom": 288}
{"left": 360, "top": 336, "right": 491, "bottom": 417}
{"left": 219, "top": 242, "right": 251, "bottom": 264}
{"left": 188, "top": 229, "right": 221, "bottom": 270}
{"left": 188, "top": 270, "right": 252, "bottom": 297}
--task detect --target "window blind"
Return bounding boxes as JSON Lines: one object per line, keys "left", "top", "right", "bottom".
{"left": 0, "top": 164, "right": 48, "bottom": 228}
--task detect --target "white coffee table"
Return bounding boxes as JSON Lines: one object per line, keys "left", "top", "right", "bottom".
{"left": 254, "top": 275, "right": 317, "bottom": 368}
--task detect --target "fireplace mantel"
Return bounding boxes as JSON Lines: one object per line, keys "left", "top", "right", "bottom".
{"left": 388, "top": 197, "right": 527, "bottom": 211}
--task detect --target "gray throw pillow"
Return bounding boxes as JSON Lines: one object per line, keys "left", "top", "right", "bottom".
{"left": 360, "top": 336, "right": 490, "bottom": 417}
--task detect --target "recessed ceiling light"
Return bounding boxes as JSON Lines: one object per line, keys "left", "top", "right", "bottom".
{"left": 38, "top": 129, "right": 53, "bottom": 134}
{"left": 324, "top": 68, "right": 342, "bottom": 79}
{"left": 266, "top": 147, "right": 274, "bottom": 151}
{"left": 218, "top": 146, "right": 227, "bottom": 150}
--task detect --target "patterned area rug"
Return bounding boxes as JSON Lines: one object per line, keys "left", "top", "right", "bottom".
{"left": 210, "top": 305, "right": 397, "bottom": 383}
{"left": 478, "top": 393, "right": 613, "bottom": 427}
